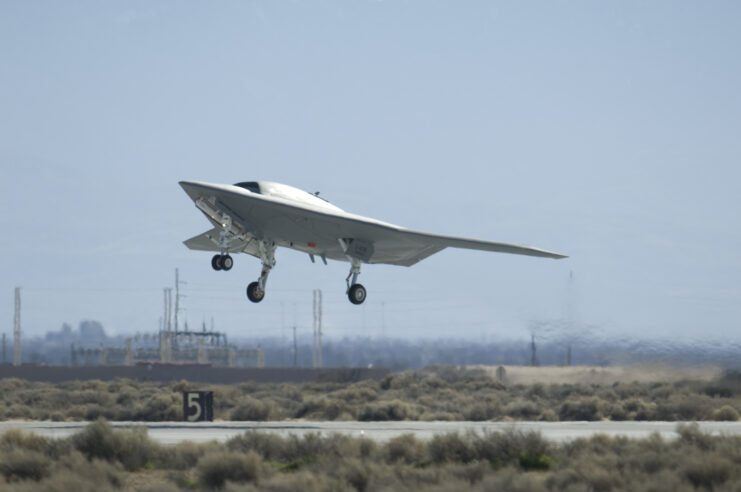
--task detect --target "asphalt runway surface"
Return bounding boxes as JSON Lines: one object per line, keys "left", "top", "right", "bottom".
{"left": 3, "top": 421, "right": 741, "bottom": 444}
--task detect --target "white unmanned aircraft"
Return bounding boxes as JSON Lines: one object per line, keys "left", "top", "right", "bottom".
{"left": 179, "top": 181, "right": 567, "bottom": 305}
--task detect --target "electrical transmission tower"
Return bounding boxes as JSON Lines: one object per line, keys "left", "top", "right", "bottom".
{"left": 174, "top": 268, "right": 186, "bottom": 333}
{"left": 161, "top": 287, "right": 173, "bottom": 362}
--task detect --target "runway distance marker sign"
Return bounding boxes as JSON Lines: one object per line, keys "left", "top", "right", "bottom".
{"left": 183, "top": 391, "right": 213, "bottom": 421}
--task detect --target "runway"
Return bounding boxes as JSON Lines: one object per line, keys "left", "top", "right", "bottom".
{"left": 3, "top": 420, "right": 741, "bottom": 444}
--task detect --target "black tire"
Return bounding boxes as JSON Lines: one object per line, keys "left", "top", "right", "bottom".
{"left": 246, "top": 281, "right": 265, "bottom": 303}
{"left": 211, "top": 254, "right": 222, "bottom": 271}
{"left": 221, "top": 255, "right": 233, "bottom": 271}
{"left": 348, "top": 283, "right": 367, "bottom": 305}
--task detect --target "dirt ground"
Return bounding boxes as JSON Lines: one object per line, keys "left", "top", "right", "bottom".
{"left": 475, "top": 364, "right": 724, "bottom": 385}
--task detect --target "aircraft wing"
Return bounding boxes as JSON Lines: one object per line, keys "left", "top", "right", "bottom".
{"left": 179, "top": 181, "right": 566, "bottom": 267}
{"left": 379, "top": 230, "right": 567, "bottom": 266}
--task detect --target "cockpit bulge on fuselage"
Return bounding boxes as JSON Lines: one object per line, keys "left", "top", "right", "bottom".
{"left": 233, "top": 181, "right": 344, "bottom": 212}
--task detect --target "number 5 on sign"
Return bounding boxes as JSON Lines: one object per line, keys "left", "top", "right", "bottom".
{"left": 183, "top": 391, "right": 213, "bottom": 421}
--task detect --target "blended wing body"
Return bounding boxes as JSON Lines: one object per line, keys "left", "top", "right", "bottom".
{"left": 180, "top": 180, "right": 565, "bottom": 265}
{"left": 179, "top": 180, "right": 566, "bottom": 304}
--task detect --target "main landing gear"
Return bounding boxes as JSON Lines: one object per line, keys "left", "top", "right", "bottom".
{"left": 346, "top": 260, "right": 366, "bottom": 305}
{"left": 211, "top": 254, "right": 233, "bottom": 271}
{"left": 245, "top": 240, "right": 276, "bottom": 303}
{"left": 213, "top": 239, "right": 368, "bottom": 305}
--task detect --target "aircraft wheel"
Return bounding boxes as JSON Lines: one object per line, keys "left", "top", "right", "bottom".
{"left": 211, "top": 254, "right": 222, "bottom": 271}
{"left": 348, "top": 283, "right": 367, "bottom": 305}
{"left": 221, "top": 255, "right": 233, "bottom": 271}
{"left": 246, "top": 282, "right": 265, "bottom": 303}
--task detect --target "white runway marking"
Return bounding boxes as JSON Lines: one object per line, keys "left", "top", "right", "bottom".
{"left": 3, "top": 420, "right": 741, "bottom": 444}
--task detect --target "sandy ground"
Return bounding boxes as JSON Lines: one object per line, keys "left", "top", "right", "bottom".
{"left": 474, "top": 364, "right": 724, "bottom": 385}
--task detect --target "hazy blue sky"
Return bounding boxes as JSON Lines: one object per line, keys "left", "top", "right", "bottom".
{"left": 1, "top": 1, "right": 739, "bottom": 343}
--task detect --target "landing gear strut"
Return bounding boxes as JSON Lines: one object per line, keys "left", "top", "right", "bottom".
{"left": 345, "top": 259, "right": 366, "bottom": 305}
{"left": 211, "top": 254, "right": 233, "bottom": 271}
{"left": 245, "top": 240, "right": 276, "bottom": 303}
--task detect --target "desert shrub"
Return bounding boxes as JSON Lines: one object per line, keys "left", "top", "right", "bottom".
{"left": 428, "top": 433, "right": 475, "bottom": 463}
{"left": 54, "top": 451, "right": 123, "bottom": 489}
{"left": 701, "top": 382, "right": 734, "bottom": 398}
{"left": 464, "top": 402, "right": 501, "bottom": 421}
{"left": 330, "top": 457, "right": 371, "bottom": 491}
{"left": 547, "top": 454, "right": 624, "bottom": 492}
{"left": 559, "top": 397, "right": 602, "bottom": 421}
{"left": 84, "top": 404, "right": 117, "bottom": 421}
{"left": 525, "top": 383, "right": 547, "bottom": 399}
{"left": 683, "top": 457, "right": 733, "bottom": 488}
{"left": 230, "top": 397, "right": 273, "bottom": 421}
{"left": 623, "top": 398, "right": 655, "bottom": 420}
{"left": 479, "top": 465, "right": 548, "bottom": 492}
{"left": 712, "top": 404, "right": 740, "bottom": 421}
{"left": 538, "top": 409, "right": 558, "bottom": 422}
{"left": 5, "top": 405, "right": 33, "bottom": 420}
{"left": 197, "top": 450, "right": 264, "bottom": 489}
{"left": 359, "top": 400, "right": 415, "bottom": 421}
{"left": 0, "top": 378, "right": 26, "bottom": 392}
{"left": 70, "top": 419, "right": 162, "bottom": 471}
{"left": 287, "top": 432, "right": 342, "bottom": 463}
{"left": 321, "top": 433, "right": 378, "bottom": 462}
{"left": 606, "top": 402, "right": 627, "bottom": 420}
{"left": 385, "top": 434, "right": 426, "bottom": 464}
{"left": 0, "top": 429, "right": 49, "bottom": 453}
{"left": 133, "top": 393, "right": 181, "bottom": 421}
{"left": 518, "top": 451, "right": 552, "bottom": 471}
{"left": 0, "top": 448, "right": 51, "bottom": 482}
{"left": 472, "top": 429, "right": 550, "bottom": 469}
{"left": 252, "top": 469, "right": 346, "bottom": 492}
{"left": 503, "top": 399, "right": 541, "bottom": 419}
{"left": 115, "top": 386, "right": 137, "bottom": 406}
{"left": 162, "top": 440, "right": 212, "bottom": 470}
{"left": 227, "top": 431, "right": 288, "bottom": 461}
{"left": 664, "top": 394, "right": 713, "bottom": 420}
{"left": 295, "top": 396, "right": 350, "bottom": 420}
{"left": 676, "top": 423, "right": 715, "bottom": 451}
{"left": 334, "top": 384, "right": 378, "bottom": 403}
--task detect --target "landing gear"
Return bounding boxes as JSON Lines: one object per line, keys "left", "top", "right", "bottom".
{"left": 345, "top": 259, "right": 366, "bottom": 305}
{"left": 245, "top": 240, "right": 276, "bottom": 303}
{"left": 246, "top": 281, "right": 265, "bottom": 303}
{"left": 211, "top": 254, "right": 233, "bottom": 271}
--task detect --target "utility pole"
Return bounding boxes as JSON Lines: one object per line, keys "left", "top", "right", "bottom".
{"left": 530, "top": 333, "right": 537, "bottom": 367}
{"left": 312, "top": 289, "right": 323, "bottom": 368}
{"left": 292, "top": 325, "right": 297, "bottom": 367}
{"left": 318, "top": 289, "right": 322, "bottom": 368}
{"left": 13, "top": 287, "right": 21, "bottom": 366}
{"left": 2, "top": 333, "right": 6, "bottom": 364}
{"left": 162, "top": 287, "right": 173, "bottom": 363}
{"left": 381, "top": 302, "right": 386, "bottom": 338}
